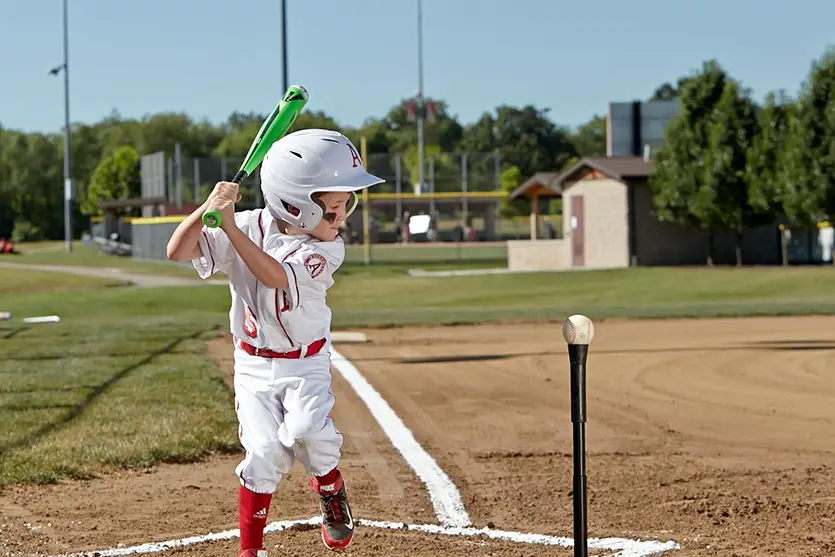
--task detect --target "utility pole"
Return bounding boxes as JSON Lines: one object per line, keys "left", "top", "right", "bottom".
{"left": 51, "top": 0, "right": 74, "bottom": 253}
{"left": 48, "top": 0, "right": 75, "bottom": 252}
{"left": 416, "top": 0, "right": 425, "bottom": 196}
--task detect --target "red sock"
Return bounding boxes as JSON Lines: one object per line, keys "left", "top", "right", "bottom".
{"left": 316, "top": 468, "right": 341, "bottom": 488}
{"left": 239, "top": 485, "right": 272, "bottom": 551}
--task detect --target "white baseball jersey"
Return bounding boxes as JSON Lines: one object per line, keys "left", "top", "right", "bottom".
{"left": 192, "top": 208, "right": 344, "bottom": 351}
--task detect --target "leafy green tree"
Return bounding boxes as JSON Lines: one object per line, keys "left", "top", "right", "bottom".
{"left": 1, "top": 132, "right": 65, "bottom": 240}
{"left": 651, "top": 82, "right": 679, "bottom": 101}
{"left": 571, "top": 115, "right": 607, "bottom": 157}
{"left": 344, "top": 118, "right": 393, "bottom": 157}
{"left": 384, "top": 98, "right": 463, "bottom": 155}
{"left": 399, "top": 144, "right": 459, "bottom": 192}
{"left": 0, "top": 125, "right": 16, "bottom": 238}
{"left": 747, "top": 91, "right": 795, "bottom": 223}
{"left": 498, "top": 165, "right": 525, "bottom": 217}
{"left": 700, "top": 80, "right": 760, "bottom": 266}
{"left": 781, "top": 47, "right": 835, "bottom": 225}
{"left": 460, "top": 105, "right": 576, "bottom": 178}
{"left": 291, "top": 110, "right": 343, "bottom": 134}
{"left": 212, "top": 120, "right": 263, "bottom": 158}
{"left": 138, "top": 113, "right": 199, "bottom": 155}
{"left": 95, "top": 112, "right": 142, "bottom": 157}
{"left": 649, "top": 59, "right": 730, "bottom": 265}
{"left": 82, "top": 146, "right": 141, "bottom": 216}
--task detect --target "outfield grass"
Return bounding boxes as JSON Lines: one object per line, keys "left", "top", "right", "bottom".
{"left": 1, "top": 275, "right": 236, "bottom": 485}
{"left": 3, "top": 264, "right": 835, "bottom": 484}
{"left": 8, "top": 243, "right": 199, "bottom": 278}
{"left": 327, "top": 264, "right": 835, "bottom": 327}
{"left": 1, "top": 268, "right": 130, "bottom": 296}
{"left": 11, "top": 242, "right": 504, "bottom": 278}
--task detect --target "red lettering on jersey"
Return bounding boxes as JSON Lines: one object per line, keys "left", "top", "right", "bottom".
{"left": 347, "top": 144, "right": 361, "bottom": 168}
{"left": 244, "top": 306, "right": 258, "bottom": 338}
{"left": 304, "top": 253, "right": 326, "bottom": 278}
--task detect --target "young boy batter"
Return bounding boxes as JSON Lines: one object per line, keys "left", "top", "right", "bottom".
{"left": 166, "top": 129, "right": 384, "bottom": 556}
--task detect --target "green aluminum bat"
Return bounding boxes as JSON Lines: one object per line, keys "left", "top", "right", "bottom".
{"left": 202, "top": 84, "right": 309, "bottom": 228}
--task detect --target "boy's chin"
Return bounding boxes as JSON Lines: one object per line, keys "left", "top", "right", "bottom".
{"left": 313, "top": 228, "right": 339, "bottom": 241}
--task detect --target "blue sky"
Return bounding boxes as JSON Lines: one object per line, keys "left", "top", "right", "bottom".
{"left": 2, "top": 0, "right": 835, "bottom": 135}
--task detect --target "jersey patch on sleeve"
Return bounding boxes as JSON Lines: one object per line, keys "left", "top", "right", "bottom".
{"left": 304, "top": 253, "right": 327, "bottom": 278}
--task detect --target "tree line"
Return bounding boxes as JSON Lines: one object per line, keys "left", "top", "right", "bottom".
{"left": 649, "top": 48, "right": 835, "bottom": 265}
{"left": 0, "top": 94, "right": 604, "bottom": 241}
{"left": 3, "top": 44, "right": 835, "bottom": 246}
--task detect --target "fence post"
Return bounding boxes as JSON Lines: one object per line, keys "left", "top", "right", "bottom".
{"left": 193, "top": 158, "right": 201, "bottom": 203}
{"left": 490, "top": 148, "right": 501, "bottom": 240}
{"left": 461, "top": 153, "right": 468, "bottom": 229}
{"left": 174, "top": 143, "right": 183, "bottom": 210}
{"left": 395, "top": 153, "right": 402, "bottom": 224}
{"left": 166, "top": 157, "right": 174, "bottom": 205}
{"left": 429, "top": 154, "right": 435, "bottom": 216}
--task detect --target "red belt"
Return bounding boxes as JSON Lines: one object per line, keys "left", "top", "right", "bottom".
{"left": 238, "top": 337, "right": 327, "bottom": 359}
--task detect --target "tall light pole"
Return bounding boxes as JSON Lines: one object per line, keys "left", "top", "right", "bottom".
{"left": 49, "top": 0, "right": 72, "bottom": 252}
{"left": 416, "top": 0, "right": 425, "bottom": 197}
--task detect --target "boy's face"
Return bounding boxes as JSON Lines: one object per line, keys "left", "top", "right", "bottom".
{"left": 310, "top": 191, "right": 353, "bottom": 241}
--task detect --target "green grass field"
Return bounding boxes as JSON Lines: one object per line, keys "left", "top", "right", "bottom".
{"left": 2, "top": 268, "right": 130, "bottom": 296}
{"left": 0, "top": 270, "right": 236, "bottom": 484}
{"left": 3, "top": 254, "right": 835, "bottom": 485}
{"left": 333, "top": 265, "right": 835, "bottom": 326}
{"left": 11, "top": 243, "right": 199, "bottom": 278}
{"left": 12, "top": 241, "right": 507, "bottom": 276}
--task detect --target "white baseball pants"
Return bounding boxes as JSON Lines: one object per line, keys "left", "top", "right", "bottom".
{"left": 232, "top": 343, "right": 343, "bottom": 494}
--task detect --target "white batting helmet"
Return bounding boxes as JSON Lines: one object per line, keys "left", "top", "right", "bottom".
{"left": 259, "top": 129, "right": 384, "bottom": 229}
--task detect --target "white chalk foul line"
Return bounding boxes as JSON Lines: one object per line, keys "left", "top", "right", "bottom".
{"left": 56, "top": 517, "right": 679, "bottom": 557}
{"left": 329, "top": 347, "right": 471, "bottom": 529}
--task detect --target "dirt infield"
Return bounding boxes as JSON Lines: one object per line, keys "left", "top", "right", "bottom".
{"left": 3, "top": 316, "right": 835, "bottom": 556}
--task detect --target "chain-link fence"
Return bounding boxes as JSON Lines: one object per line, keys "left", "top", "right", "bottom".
{"left": 153, "top": 148, "right": 503, "bottom": 211}
{"left": 133, "top": 147, "right": 560, "bottom": 264}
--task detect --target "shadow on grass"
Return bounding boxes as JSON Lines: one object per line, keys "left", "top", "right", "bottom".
{"left": 3, "top": 403, "right": 77, "bottom": 412}
{"left": 3, "top": 354, "right": 65, "bottom": 362}
{"left": 1, "top": 327, "right": 29, "bottom": 340}
{"left": 0, "top": 326, "right": 219, "bottom": 461}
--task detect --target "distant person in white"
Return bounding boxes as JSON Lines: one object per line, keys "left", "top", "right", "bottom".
{"left": 819, "top": 225, "right": 834, "bottom": 263}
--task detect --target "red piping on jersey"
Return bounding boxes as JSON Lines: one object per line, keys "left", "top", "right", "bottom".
{"left": 201, "top": 230, "right": 216, "bottom": 275}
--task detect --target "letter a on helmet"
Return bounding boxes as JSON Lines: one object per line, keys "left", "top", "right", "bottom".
{"left": 259, "top": 129, "right": 385, "bottom": 229}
